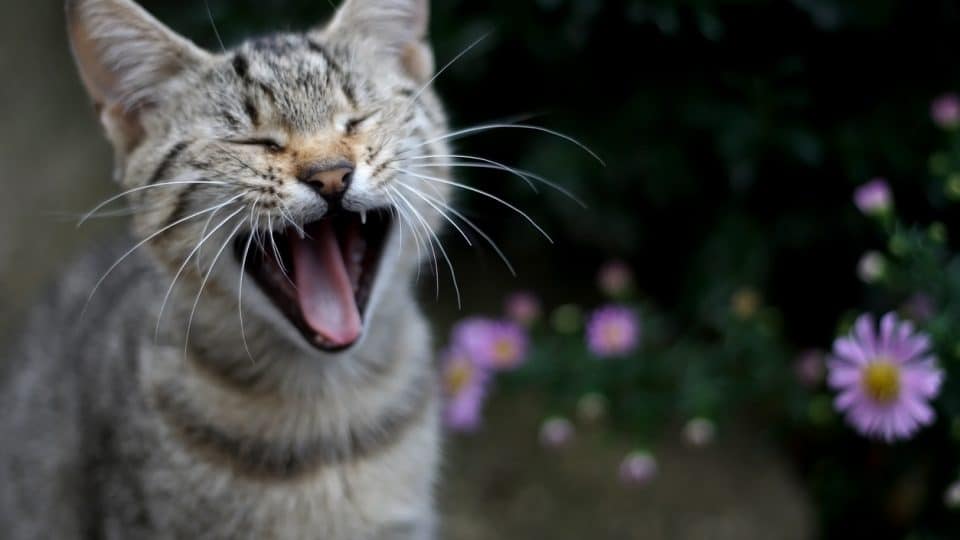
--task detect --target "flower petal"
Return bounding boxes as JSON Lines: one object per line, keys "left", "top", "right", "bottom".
{"left": 879, "top": 312, "right": 897, "bottom": 352}
{"left": 833, "top": 337, "right": 867, "bottom": 365}
{"left": 854, "top": 314, "right": 877, "bottom": 357}
{"left": 827, "top": 364, "right": 862, "bottom": 390}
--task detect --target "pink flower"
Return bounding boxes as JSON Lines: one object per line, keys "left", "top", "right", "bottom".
{"left": 619, "top": 451, "right": 657, "bottom": 486}
{"left": 931, "top": 93, "right": 960, "bottom": 129}
{"left": 504, "top": 291, "right": 541, "bottom": 326}
{"left": 441, "top": 347, "right": 491, "bottom": 432}
{"left": 598, "top": 260, "right": 634, "bottom": 297}
{"left": 452, "top": 318, "right": 529, "bottom": 371}
{"left": 854, "top": 178, "right": 892, "bottom": 215}
{"left": 586, "top": 305, "right": 641, "bottom": 358}
{"left": 828, "top": 313, "right": 944, "bottom": 442}
{"left": 539, "top": 417, "right": 575, "bottom": 449}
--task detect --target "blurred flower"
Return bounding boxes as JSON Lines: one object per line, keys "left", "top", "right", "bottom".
{"left": 504, "top": 291, "right": 541, "bottom": 326}
{"left": 586, "top": 305, "right": 641, "bottom": 358}
{"left": 828, "top": 313, "right": 944, "bottom": 442}
{"left": 929, "top": 222, "right": 948, "bottom": 244}
{"left": 441, "top": 348, "right": 491, "bottom": 432}
{"left": 854, "top": 178, "right": 892, "bottom": 215}
{"left": 794, "top": 349, "right": 825, "bottom": 388}
{"left": 945, "top": 480, "right": 960, "bottom": 509}
{"left": 551, "top": 304, "right": 583, "bottom": 334}
{"left": 683, "top": 418, "right": 716, "bottom": 447}
{"left": 903, "top": 293, "right": 936, "bottom": 323}
{"left": 857, "top": 251, "right": 886, "bottom": 284}
{"left": 539, "top": 417, "right": 575, "bottom": 449}
{"left": 731, "top": 288, "right": 761, "bottom": 319}
{"left": 576, "top": 392, "right": 609, "bottom": 424}
{"left": 619, "top": 451, "right": 658, "bottom": 486}
{"left": 452, "top": 318, "right": 529, "bottom": 371}
{"left": 598, "top": 260, "right": 634, "bottom": 297}
{"left": 931, "top": 93, "right": 960, "bottom": 129}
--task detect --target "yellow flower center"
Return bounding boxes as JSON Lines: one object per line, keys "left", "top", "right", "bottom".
{"left": 445, "top": 363, "right": 472, "bottom": 395}
{"left": 602, "top": 324, "right": 625, "bottom": 346}
{"left": 861, "top": 360, "right": 901, "bottom": 403}
{"left": 493, "top": 340, "right": 517, "bottom": 366}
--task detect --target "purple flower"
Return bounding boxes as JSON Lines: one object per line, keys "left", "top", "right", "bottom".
{"left": 931, "top": 93, "right": 960, "bottom": 129}
{"left": 504, "top": 291, "right": 541, "bottom": 326}
{"left": 586, "top": 305, "right": 641, "bottom": 358}
{"left": 441, "top": 348, "right": 491, "bottom": 432}
{"left": 828, "top": 313, "right": 944, "bottom": 442}
{"left": 452, "top": 318, "right": 529, "bottom": 371}
{"left": 854, "top": 178, "right": 892, "bottom": 215}
{"left": 539, "top": 417, "right": 575, "bottom": 449}
{"left": 619, "top": 451, "right": 657, "bottom": 486}
{"left": 794, "top": 349, "right": 825, "bottom": 388}
{"left": 598, "top": 260, "right": 634, "bottom": 297}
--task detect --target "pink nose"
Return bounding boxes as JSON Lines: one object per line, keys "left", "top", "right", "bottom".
{"left": 298, "top": 161, "right": 354, "bottom": 199}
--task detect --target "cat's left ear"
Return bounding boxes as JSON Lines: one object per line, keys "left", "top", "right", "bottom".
{"left": 321, "top": 0, "right": 434, "bottom": 83}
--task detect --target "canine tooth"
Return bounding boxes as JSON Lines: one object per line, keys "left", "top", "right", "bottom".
{"left": 361, "top": 210, "right": 367, "bottom": 225}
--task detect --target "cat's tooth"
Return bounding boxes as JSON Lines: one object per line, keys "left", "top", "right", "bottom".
{"left": 361, "top": 210, "right": 367, "bottom": 225}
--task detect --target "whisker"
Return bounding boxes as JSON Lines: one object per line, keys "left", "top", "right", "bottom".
{"left": 78, "top": 179, "right": 228, "bottom": 226}
{"left": 184, "top": 215, "right": 247, "bottom": 356}
{"left": 408, "top": 33, "right": 490, "bottom": 105}
{"left": 391, "top": 187, "right": 461, "bottom": 308}
{"left": 405, "top": 156, "right": 588, "bottom": 207}
{"left": 386, "top": 189, "right": 426, "bottom": 284}
{"left": 81, "top": 193, "right": 246, "bottom": 319}
{"left": 410, "top": 186, "right": 517, "bottom": 277}
{"left": 204, "top": 0, "right": 227, "bottom": 53}
{"left": 397, "top": 183, "right": 472, "bottom": 247}
{"left": 238, "top": 200, "right": 262, "bottom": 363}
{"left": 155, "top": 206, "right": 246, "bottom": 340}
{"left": 412, "top": 123, "right": 605, "bottom": 166}
{"left": 390, "top": 167, "right": 554, "bottom": 243}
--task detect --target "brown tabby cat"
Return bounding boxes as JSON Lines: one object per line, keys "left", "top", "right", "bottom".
{"left": 0, "top": 0, "right": 454, "bottom": 537}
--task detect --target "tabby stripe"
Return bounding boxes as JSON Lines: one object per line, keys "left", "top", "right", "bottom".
{"left": 243, "top": 98, "right": 260, "bottom": 127}
{"left": 147, "top": 142, "right": 190, "bottom": 185}
{"left": 306, "top": 39, "right": 358, "bottom": 108}
{"left": 153, "top": 376, "right": 435, "bottom": 480}
{"left": 232, "top": 54, "right": 249, "bottom": 80}
{"left": 163, "top": 183, "right": 200, "bottom": 230}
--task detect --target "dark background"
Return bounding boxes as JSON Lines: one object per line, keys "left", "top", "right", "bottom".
{"left": 4, "top": 1, "right": 960, "bottom": 538}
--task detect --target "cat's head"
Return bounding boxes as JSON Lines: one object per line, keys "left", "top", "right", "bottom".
{"left": 67, "top": 0, "right": 452, "bottom": 354}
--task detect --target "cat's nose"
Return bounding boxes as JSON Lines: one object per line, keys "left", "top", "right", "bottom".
{"left": 298, "top": 161, "right": 354, "bottom": 201}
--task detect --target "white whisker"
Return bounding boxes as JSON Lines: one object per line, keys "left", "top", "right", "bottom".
{"left": 78, "top": 179, "right": 228, "bottom": 226}
{"left": 390, "top": 187, "right": 461, "bottom": 308}
{"left": 155, "top": 206, "right": 246, "bottom": 340}
{"left": 81, "top": 193, "right": 246, "bottom": 319}
{"left": 412, "top": 123, "right": 605, "bottom": 166}
{"left": 408, "top": 33, "right": 490, "bottom": 105}
{"left": 397, "top": 183, "right": 472, "bottom": 247}
{"left": 391, "top": 167, "right": 553, "bottom": 243}
{"left": 411, "top": 186, "right": 517, "bottom": 277}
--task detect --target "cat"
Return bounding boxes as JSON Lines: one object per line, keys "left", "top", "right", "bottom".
{"left": 0, "top": 0, "right": 453, "bottom": 537}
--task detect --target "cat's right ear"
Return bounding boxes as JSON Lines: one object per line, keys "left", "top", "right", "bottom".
{"left": 66, "top": 0, "right": 209, "bottom": 151}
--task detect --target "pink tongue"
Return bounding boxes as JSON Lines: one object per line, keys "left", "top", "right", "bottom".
{"left": 291, "top": 221, "right": 362, "bottom": 348}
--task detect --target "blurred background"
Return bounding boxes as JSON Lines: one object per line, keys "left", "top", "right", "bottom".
{"left": 6, "top": 0, "right": 960, "bottom": 538}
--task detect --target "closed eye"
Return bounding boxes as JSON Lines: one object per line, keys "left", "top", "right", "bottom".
{"left": 344, "top": 111, "right": 380, "bottom": 136}
{"left": 228, "top": 138, "right": 285, "bottom": 153}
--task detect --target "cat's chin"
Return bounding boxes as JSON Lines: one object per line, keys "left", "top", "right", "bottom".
{"left": 234, "top": 209, "right": 393, "bottom": 354}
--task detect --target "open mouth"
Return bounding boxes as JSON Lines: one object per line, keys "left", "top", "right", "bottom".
{"left": 236, "top": 210, "right": 392, "bottom": 352}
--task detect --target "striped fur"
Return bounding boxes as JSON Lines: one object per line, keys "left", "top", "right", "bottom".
{"left": 0, "top": 0, "right": 449, "bottom": 538}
